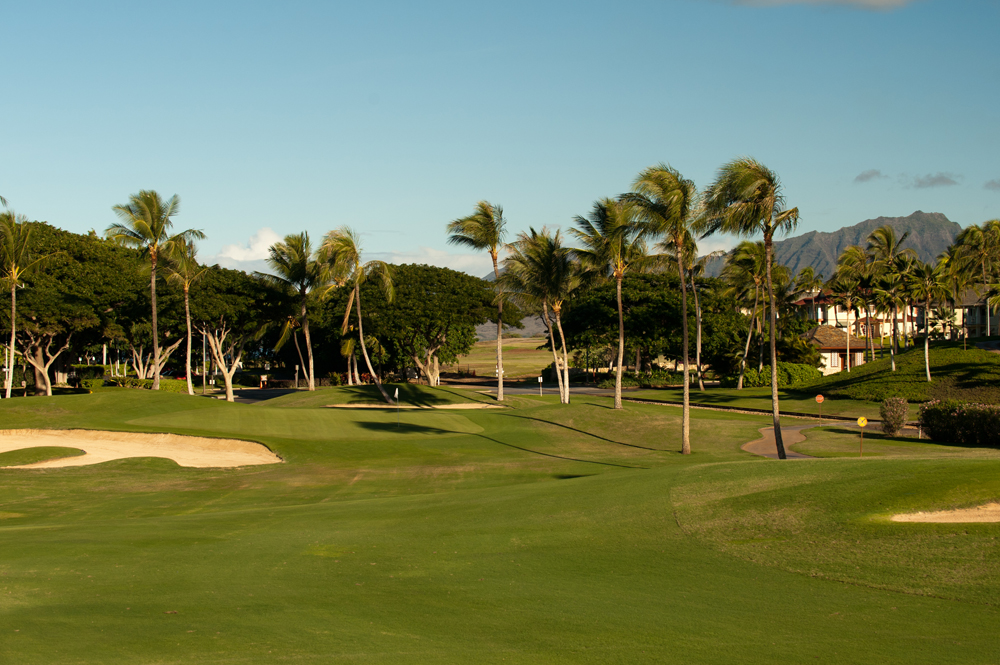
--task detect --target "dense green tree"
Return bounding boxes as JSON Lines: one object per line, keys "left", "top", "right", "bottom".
{"left": 0, "top": 211, "right": 53, "bottom": 398}
{"left": 191, "top": 268, "right": 282, "bottom": 402}
{"left": 364, "top": 264, "right": 495, "bottom": 385}
{"left": 700, "top": 158, "right": 799, "bottom": 459}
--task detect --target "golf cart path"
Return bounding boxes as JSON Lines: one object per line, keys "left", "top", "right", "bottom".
{"left": 742, "top": 423, "right": 821, "bottom": 459}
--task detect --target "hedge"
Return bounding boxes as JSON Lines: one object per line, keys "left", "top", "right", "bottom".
{"left": 918, "top": 400, "right": 1000, "bottom": 447}
{"left": 723, "top": 362, "right": 821, "bottom": 389}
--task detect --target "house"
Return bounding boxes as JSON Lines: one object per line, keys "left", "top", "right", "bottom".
{"left": 801, "top": 325, "right": 871, "bottom": 376}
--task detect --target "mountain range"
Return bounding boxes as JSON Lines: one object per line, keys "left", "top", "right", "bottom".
{"left": 703, "top": 211, "right": 962, "bottom": 280}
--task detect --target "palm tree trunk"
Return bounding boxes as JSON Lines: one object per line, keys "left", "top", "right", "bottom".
{"left": 541, "top": 301, "right": 565, "bottom": 403}
{"left": 925, "top": 298, "right": 932, "bottom": 382}
{"left": 492, "top": 254, "right": 504, "bottom": 402}
{"left": 764, "top": 234, "right": 786, "bottom": 460}
{"left": 150, "top": 254, "right": 161, "bottom": 391}
{"left": 301, "top": 297, "right": 315, "bottom": 391}
{"left": 184, "top": 284, "right": 194, "bottom": 396}
{"left": 693, "top": 281, "right": 705, "bottom": 392}
{"left": 737, "top": 288, "right": 759, "bottom": 391}
{"left": 614, "top": 275, "right": 624, "bottom": 410}
{"left": 354, "top": 287, "right": 391, "bottom": 402}
{"left": 984, "top": 261, "right": 991, "bottom": 337}
{"left": 5, "top": 283, "right": 15, "bottom": 399}
{"left": 293, "top": 331, "right": 307, "bottom": 388}
{"left": 554, "top": 307, "right": 570, "bottom": 405}
{"left": 846, "top": 300, "right": 852, "bottom": 373}
{"left": 676, "top": 245, "right": 690, "bottom": 455}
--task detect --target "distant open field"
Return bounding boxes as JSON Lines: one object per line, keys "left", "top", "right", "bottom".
{"left": 444, "top": 336, "right": 560, "bottom": 378}
{"left": 0, "top": 386, "right": 998, "bottom": 663}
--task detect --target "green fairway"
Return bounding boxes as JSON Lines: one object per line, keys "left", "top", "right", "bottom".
{"left": 1, "top": 387, "right": 998, "bottom": 663}
{"left": 445, "top": 337, "right": 557, "bottom": 378}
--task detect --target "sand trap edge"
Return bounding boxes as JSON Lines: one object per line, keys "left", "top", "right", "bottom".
{"left": 0, "top": 429, "right": 283, "bottom": 469}
{"left": 890, "top": 502, "right": 1000, "bottom": 523}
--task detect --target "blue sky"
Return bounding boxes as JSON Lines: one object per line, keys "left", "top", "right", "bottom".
{"left": 2, "top": 0, "right": 997, "bottom": 275}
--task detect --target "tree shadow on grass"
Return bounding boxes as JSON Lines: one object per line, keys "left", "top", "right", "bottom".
{"left": 503, "top": 413, "right": 664, "bottom": 451}
{"left": 355, "top": 421, "right": 647, "bottom": 469}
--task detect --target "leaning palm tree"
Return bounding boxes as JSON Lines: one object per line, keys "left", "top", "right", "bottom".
{"left": 625, "top": 164, "right": 699, "bottom": 454}
{"left": 106, "top": 191, "right": 204, "bottom": 391}
{"left": 0, "top": 211, "right": 52, "bottom": 399}
{"left": 699, "top": 158, "right": 799, "bottom": 459}
{"left": 447, "top": 202, "right": 508, "bottom": 401}
{"left": 164, "top": 239, "right": 208, "bottom": 396}
{"left": 256, "top": 232, "right": 326, "bottom": 391}
{"left": 502, "top": 227, "right": 580, "bottom": 404}
{"left": 571, "top": 198, "right": 651, "bottom": 410}
{"left": 321, "top": 227, "right": 394, "bottom": 403}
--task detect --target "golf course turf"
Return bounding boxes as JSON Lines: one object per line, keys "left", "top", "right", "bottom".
{"left": 0, "top": 386, "right": 997, "bottom": 663}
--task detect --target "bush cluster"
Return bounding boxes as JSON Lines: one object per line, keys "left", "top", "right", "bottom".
{"left": 71, "top": 364, "right": 108, "bottom": 381}
{"left": 918, "top": 399, "right": 1000, "bottom": 447}
{"left": 105, "top": 376, "right": 153, "bottom": 390}
{"left": 879, "top": 397, "right": 908, "bottom": 436}
{"left": 723, "top": 363, "right": 821, "bottom": 389}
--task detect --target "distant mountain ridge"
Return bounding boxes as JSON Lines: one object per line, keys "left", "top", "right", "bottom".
{"left": 704, "top": 211, "right": 962, "bottom": 280}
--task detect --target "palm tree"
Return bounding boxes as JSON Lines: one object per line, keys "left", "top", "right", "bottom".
{"left": 907, "top": 261, "right": 949, "bottom": 381}
{"left": 795, "top": 266, "right": 824, "bottom": 323}
{"left": 625, "top": 164, "right": 699, "bottom": 453}
{"left": 700, "top": 159, "right": 799, "bottom": 459}
{"left": 503, "top": 227, "right": 580, "bottom": 404}
{"left": 838, "top": 245, "right": 879, "bottom": 361}
{"left": 721, "top": 241, "right": 767, "bottom": 390}
{"left": 571, "top": 198, "right": 651, "bottom": 410}
{"left": 164, "top": 239, "right": 208, "bottom": 396}
{"left": 321, "top": 227, "right": 394, "bottom": 402}
{"left": 0, "top": 212, "right": 52, "bottom": 399}
{"left": 106, "top": 191, "right": 204, "bottom": 391}
{"left": 955, "top": 220, "right": 1000, "bottom": 337}
{"left": 447, "top": 202, "right": 508, "bottom": 401}
{"left": 256, "top": 232, "right": 326, "bottom": 391}
{"left": 874, "top": 272, "right": 905, "bottom": 370}
{"left": 828, "top": 275, "right": 860, "bottom": 373}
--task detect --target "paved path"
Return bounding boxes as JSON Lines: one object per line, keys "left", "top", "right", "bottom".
{"left": 741, "top": 423, "right": 823, "bottom": 459}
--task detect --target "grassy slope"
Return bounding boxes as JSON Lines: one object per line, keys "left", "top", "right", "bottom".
{"left": 803, "top": 342, "right": 1000, "bottom": 403}
{"left": 627, "top": 386, "right": 903, "bottom": 420}
{"left": 0, "top": 446, "right": 85, "bottom": 467}
{"left": 0, "top": 388, "right": 997, "bottom": 663}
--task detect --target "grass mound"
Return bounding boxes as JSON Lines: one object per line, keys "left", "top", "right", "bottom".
{"left": 801, "top": 342, "right": 1000, "bottom": 403}
{"left": 0, "top": 446, "right": 85, "bottom": 467}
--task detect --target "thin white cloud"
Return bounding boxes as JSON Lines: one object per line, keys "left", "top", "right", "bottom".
{"left": 204, "top": 227, "right": 281, "bottom": 273}
{"left": 736, "top": 0, "right": 916, "bottom": 7}
{"left": 854, "top": 169, "right": 888, "bottom": 183}
{"left": 911, "top": 173, "right": 960, "bottom": 189}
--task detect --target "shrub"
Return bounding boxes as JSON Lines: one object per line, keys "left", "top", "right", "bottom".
{"left": 105, "top": 377, "right": 153, "bottom": 390}
{"left": 919, "top": 400, "right": 1000, "bottom": 447}
{"left": 723, "top": 363, "right": 822, "bottom": 389}
{"left": 598, "top": 374, "right": 640, "bottom": 389}
{"left": 81, "top": 378, "right": 105, "bottom": 390}
{"left": 71, "top": 364, "right": 108, "bottom": 382}
{"left": 879, "top": 397, "right": 908, "bottom": 436}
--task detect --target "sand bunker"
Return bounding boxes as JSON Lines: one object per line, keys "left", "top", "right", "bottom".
{"left": 0, "top": 429, "right": 281, "bottom": 469}
{"left": 325, "top": 403, "right": 503, "bottom": 410}
{"left": 891, "top": 502, "right": 1000, "bottom": 523}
